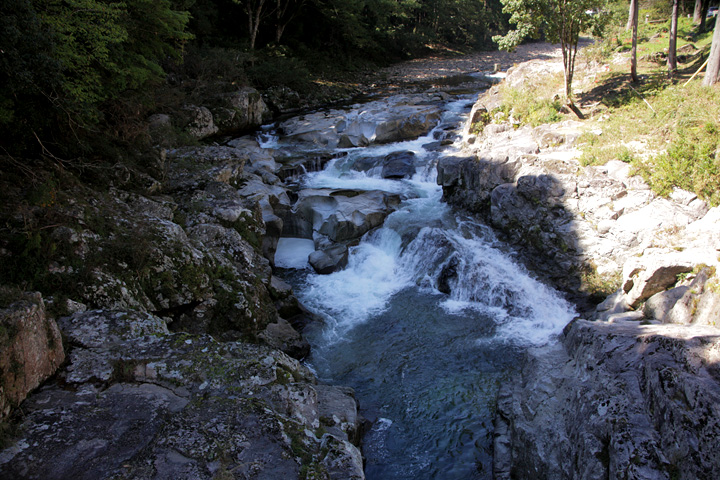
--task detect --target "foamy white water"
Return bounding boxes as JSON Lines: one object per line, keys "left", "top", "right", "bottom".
{"left": 286, "top": 94, "right": 575, "bottom": 347}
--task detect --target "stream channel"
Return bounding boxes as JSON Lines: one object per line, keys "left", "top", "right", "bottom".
{"left": 266, "top": 85, "right": 575, "bottom": 479}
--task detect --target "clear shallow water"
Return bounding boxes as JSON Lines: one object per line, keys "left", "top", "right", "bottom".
{"left": 272, "top": 95, "right": 575, "bottom": 479}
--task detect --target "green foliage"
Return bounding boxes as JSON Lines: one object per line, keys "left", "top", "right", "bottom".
{"left": 247, "top": 48, "right": 312, "bottom": 92}
{"left": 633, "top": 124, "right": 720, "bottom": 206}
{"left": 42, "top": 0, "right": 192, "bottom": 125}
{"left": 502, "top": 87, "right": 564, "bottom": 126}
{"left": 493, "top": 0, "right": 610, "bottom": 51}
{"left": 496, "top": 69, "right": 566, "bottom": 126}
{"left": 0, "top": 0, "right": 61, "bottom": 149}
{"left": 579, "top": 143, "right": 636, "bottom": 166}
{"left": 580, "top": 70, "right": 720, "bottom": 206}
{"left": 494, "top": 0, "right": 611, "bottom": 99}
{"left": 0, "top": 0, "right": 192, "bottom": 155}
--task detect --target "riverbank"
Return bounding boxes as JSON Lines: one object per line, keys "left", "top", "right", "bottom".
{"left": 437, "top": 39, "right": 720, "bottom": 479}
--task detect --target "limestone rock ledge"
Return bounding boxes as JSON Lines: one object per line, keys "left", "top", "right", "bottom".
{"left": 444, "top": 62, "right": 718, "bottom": 306}
{"left": 494, "top": 319, "right": 720, "bottom": 480}
{"left": 0, "top": 310, "right": 364, "bottom": 480}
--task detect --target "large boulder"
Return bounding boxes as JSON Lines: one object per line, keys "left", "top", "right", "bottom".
{"left": 309, "top": 244, "right": 350, "bottom": 275}
{"left": 0, "top": 292, "right": 64, "bottom": 421}
{"left": 495, "top": 319, "right": 720, "bottom": 480}
{"left": 180, "top": 105, "right": 218, "bottom": 139}
{"left": 211, "top": 87, "right": 272, "bottom": 135}
{"left": 381, "top": 151, "right": 416, "bottom": 179}
{"left": 293, "top": 189, "right": 401, "bottom": 243}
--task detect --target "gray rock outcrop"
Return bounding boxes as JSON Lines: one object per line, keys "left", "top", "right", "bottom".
{"left": 279, "top": 93, "right": 445, "bottom": 149}
{"left": 494, "top": 319, "right": 720, "bottom": 480}
{"left": 453, "top": 53, "right": 720, "bottom": 480}
{"left": 445, "top": 94, "right": 716, "bottom": 297}
{"left": 0, "top": 310, "right": 363, "bottom": 479}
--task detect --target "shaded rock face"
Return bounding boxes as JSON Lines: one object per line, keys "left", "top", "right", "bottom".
{"left": 0, "top": 293, "right": 64, "bottom": 421}
{"left": 0, "top": 310, "right": 363, "bottom": 480}
{"left": 494, "top": 320, "right": 720, "bottom": 480}
{"left": 381, "top": 151, "right": 416, "bottom": 179}
{"left": 166, "top": 88, "right": 271, "bottom": 141}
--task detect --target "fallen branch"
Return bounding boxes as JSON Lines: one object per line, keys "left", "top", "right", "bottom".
{"left": 683, "top": 57, "right": 710, "bottom": 87}
{"left": 628, "top": 85, "right": 656, "bottom": 114}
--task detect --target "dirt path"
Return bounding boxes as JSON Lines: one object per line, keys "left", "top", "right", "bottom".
{"left": 371, "top": 42, "right": 564, "bottom": 85}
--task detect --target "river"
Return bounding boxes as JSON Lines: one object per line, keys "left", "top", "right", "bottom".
{"left": 268, "top": 91, "right": 575, "bottom": 478}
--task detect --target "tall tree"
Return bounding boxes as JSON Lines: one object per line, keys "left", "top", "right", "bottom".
{"left": 630, "top": 0, "right": 639, "bottom": 82}
{"left": 234, "top": 0, "right": 270, "bottom": 50}
{"left": 274, "top": 0, "right": 306, "bottom": 44}
{"left": 693, "top": 0, "right": 710, "bottom": 26}
{"left": 493, "top": 0, "right": 609, "bottom": 118}
{"left": 626, "top": 0, "right": 638, "bottom": 30}
{"left": 668, "top": 0, "right": 679, "bottom": 76}
{"left": 704, "top": 4, "right": 720, "bottom": 85}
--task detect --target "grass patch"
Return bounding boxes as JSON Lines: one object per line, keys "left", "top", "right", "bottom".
{"left": 579, "top": 81, "right": 720, "bottom": 206}
{"left": 580, "top": 266, "right": 622, "bottom": 303}
{"left": 494, "top": 70, "right": 566, "bottom": 127}
{"left": 574, "top": 14, "right": 720, "bottom": 206}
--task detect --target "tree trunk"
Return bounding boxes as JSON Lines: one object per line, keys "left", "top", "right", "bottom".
{"left": 704, "top": 8, "right": 720, "bottom": 85}
{"left": 627, "top": 0, "right": 638, "bottom": 31}
{"left": 274, "top": 0, "right": 305, "bottom": 44}
{"left": 694, "top": 0, "right": 704, "bottom": 23}
{"left": 668, "top": 0, "right": 679, "bottom": 76}
{"left": 246, "top": 0, "right": 268, "bottom": 50}
{"left": 631, "top": 0, "right": 639, "bottom": 82}
{"left": 697, "top": 0, "right": 710, "bottom": 31}
{"left": 561, "top": 38, "right": 584, "bottom": 119}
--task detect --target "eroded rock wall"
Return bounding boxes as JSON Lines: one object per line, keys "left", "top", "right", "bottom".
{"left": 451, "top": 56, "right": 720, "bottom": 480}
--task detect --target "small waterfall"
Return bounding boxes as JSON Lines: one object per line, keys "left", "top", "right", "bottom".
{"left": 271, "top": 94, "right": 575, "bottom": 479}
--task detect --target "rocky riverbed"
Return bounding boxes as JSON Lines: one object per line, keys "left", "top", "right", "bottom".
{"left": 1, "top": 41, "right": 719, "bottom": 480}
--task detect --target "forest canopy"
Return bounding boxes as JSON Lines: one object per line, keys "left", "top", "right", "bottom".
{"left": 0, "top": 0, "right": 509, "bottom": 156}
{"left": 3, "top": 0, "right": 708, "bottom": 158}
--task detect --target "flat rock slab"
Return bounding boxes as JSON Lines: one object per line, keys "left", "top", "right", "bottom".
{"left": 0, "top": 310, "right": 364, "bottom": 480}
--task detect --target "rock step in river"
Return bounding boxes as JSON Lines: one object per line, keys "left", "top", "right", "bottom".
{"left": 270, "top": 87, "right": 575, "bottom": 478}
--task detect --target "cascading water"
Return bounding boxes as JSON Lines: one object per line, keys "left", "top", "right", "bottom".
{"left": 272, "top": 94, "right": 575, "bottom": 478}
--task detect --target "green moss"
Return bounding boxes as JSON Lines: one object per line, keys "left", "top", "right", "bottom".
{"left": 111, "top": 358, "right": 144, "bottom": 383}
{"left": 300, "top": 462, "right": 330, "bottom": 480}
{"left": 286, "top": 422, "right": 315, "bottom": 465}
{"left": 580, "top": 264, "right": 622, "bottom": 303}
